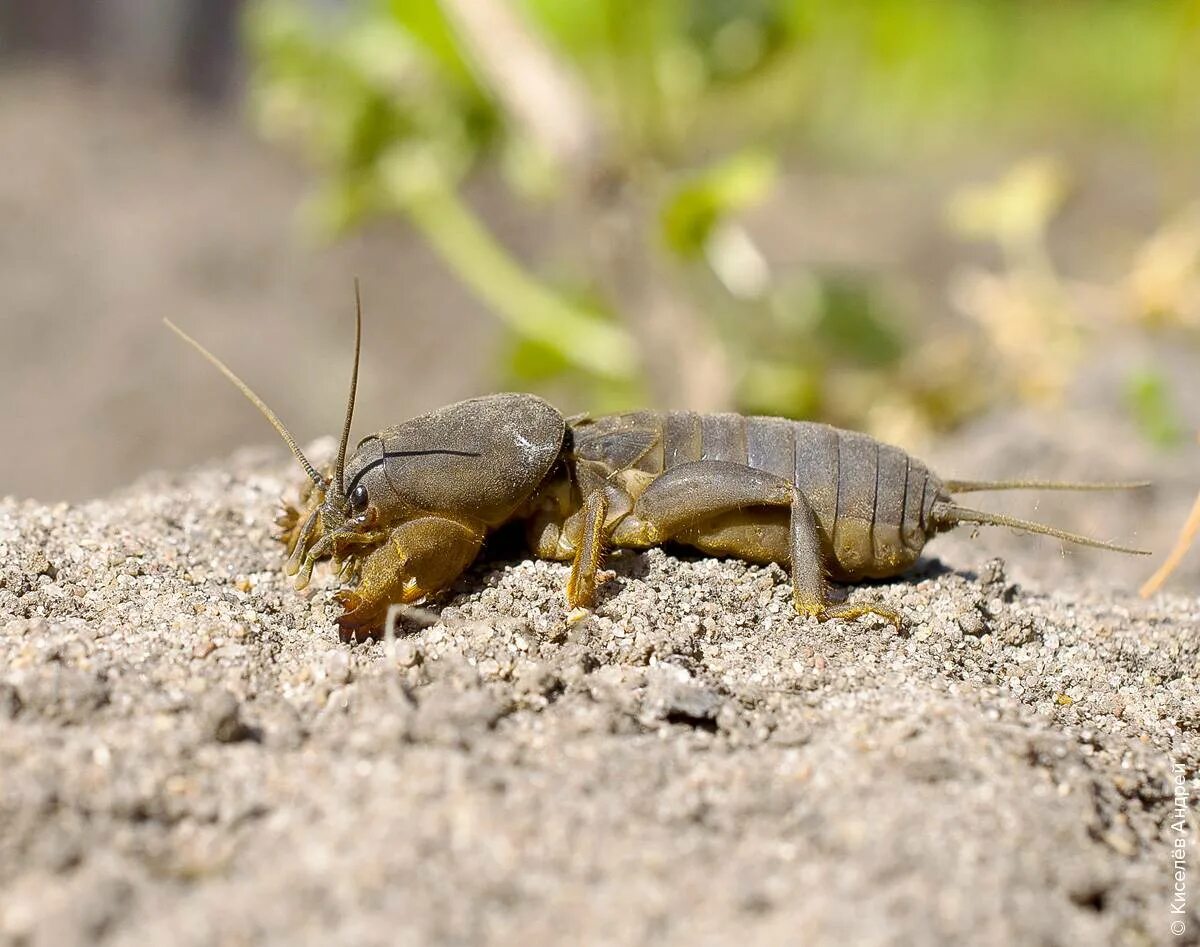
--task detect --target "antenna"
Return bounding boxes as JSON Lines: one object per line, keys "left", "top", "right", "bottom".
{"left": 164, "top": 319, "right": 325, "bottom": 488}
{"left": 335, "top": 279, "right": 364, "bottom": 496}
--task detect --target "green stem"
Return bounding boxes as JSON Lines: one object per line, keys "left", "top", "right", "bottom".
{"left": 391, "top": 178, "right": 639, "bottom": 383}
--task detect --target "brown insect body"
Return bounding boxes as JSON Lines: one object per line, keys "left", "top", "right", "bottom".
{"left": 168, "top": 298, "right": 1148, "bottom": 640}
{"left": 559, "top": 410, "right": 945, "bottom": 582}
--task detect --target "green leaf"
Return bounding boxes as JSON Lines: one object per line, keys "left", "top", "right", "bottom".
{"left": 505, "top": 334, "right": 573, "bottom": 383}
{"left": 1125, "top": 368, "right": 1184, "bottom": 448}
{"left": 300, "top": 178, "right": 377, "bottom": 238}
{"left": 738, "top": 361, "right": 822, "bottom": 419}
{"left": 380, "top": 0, "right": 478, "bottom": 87}
{"left": 813, "top": 276, "right": 905, "bottom": 368}
{"left": 661, "top": 149, "right": 777, "bottom": 259}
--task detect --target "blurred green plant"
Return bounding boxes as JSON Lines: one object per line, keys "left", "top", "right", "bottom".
{"left": 245, "top": 0, "right": 1200, "bottom": 438}
{"left": 946, "top": 156, "right": 1078, "bottom": 404}
{"left": 1125, "top": 369, "right": 1186, "bottom": 448}
{"left": 945, "top": 157, "right": 1198, "bottom": 447}
{"left": 246, "top": 0, "right": 637, "bottom": 397}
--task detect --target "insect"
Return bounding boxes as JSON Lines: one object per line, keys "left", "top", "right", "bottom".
{"left": 167, "top": 290, "right": 1149, "bottom": 640}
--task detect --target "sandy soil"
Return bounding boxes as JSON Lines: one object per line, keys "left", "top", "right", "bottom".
{"left": 1, "top": 419, "right": 1198, "bottom": 946}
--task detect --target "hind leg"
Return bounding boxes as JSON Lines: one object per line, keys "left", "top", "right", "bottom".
{"left": 607, "top": 461, "right": 899, "bottom": 626}
{"left": 786, "top": 499, "right": 900, "bottom": 629}
{"left": 559, "top": 461, "right": 793, "bottom": 608}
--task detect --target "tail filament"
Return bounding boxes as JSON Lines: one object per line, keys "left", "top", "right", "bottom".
{"left": 933, "top": 502, "right": 1149, "bottom": 556}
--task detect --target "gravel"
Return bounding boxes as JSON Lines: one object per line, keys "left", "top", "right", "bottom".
{"left": 1, "top": 437, "right": 1198, "bottom": 946}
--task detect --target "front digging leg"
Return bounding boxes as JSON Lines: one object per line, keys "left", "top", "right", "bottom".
{"left": 277, "top": 476, "right": 328, "bottom": 556}
{"left": 546, "top": 481, "right": 633, "bottom": 610}
{"left": 335, "top": 516, "right": 484, "bottom": 641}
{"left": 566, "top": 490, "right": 610, "bottom": 609}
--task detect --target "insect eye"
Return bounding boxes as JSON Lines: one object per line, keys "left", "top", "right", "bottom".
{"left": 350, "top": 484, "right": 368, "bottom": 511}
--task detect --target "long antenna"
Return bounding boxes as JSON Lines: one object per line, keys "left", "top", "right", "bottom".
{"left": 933, "top": 502, "right": 1150, "bottom": 555}
{"left": 946, "top": 478, "right": 1150, "bottom": 493}
{"left": 336, "top": 279, "right": 364, "bottom": 495}
{"left": 164, "top": 319, "right": 325, "bottom": 488}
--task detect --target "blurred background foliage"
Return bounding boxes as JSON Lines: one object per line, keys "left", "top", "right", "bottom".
{"left": 243, "top": 0, "right": 1200, "bottom": 448}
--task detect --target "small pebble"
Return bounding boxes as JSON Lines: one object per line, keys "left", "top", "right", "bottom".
{"left": 0, "top": 682, "right": 22, "bottom": 719}
{"left": 200, "top": 689, "right": 250, "bottom": 743}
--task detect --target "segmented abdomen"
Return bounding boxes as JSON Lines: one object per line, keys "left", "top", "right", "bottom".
{"left": 574, "top": 411, "right": 940, "bottom": 578}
